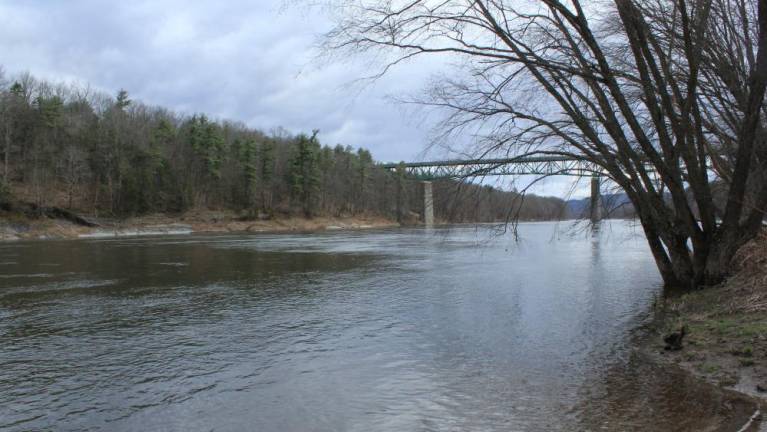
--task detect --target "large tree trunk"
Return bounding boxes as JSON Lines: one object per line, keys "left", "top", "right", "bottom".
{"left": 704, "top": 238, "right": 739, "bottom": 286}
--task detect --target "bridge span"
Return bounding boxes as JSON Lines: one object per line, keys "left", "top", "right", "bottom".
{"left": 379, "top": 155, "right": 600, "bottom": 179}
{"left": 380, "top": 156, "right": 604, "bottom": 225}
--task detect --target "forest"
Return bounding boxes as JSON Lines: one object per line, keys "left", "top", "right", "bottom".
{"left": 0, "top": 70, "right": 569, "bottom": 223}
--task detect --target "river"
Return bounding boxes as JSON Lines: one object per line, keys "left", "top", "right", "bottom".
{"left": 0, "top": 221, "right": 743, "bottom": 431}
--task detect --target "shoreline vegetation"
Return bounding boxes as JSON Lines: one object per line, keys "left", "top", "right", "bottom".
{"left": 643, "top": 230, "right": 767, "bottom": 431}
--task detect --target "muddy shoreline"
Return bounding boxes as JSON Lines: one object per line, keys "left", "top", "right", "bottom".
{"left": 0, "top": 210, "right": 401, "bottom": 241}
{"left": 636, "top": 326, "right": 764, "bottom": 431}
{"left": 639, "top": 231, "right": 767, "bottom": 431}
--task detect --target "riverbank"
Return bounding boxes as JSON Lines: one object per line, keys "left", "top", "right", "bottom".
{"left": 0, "top": 209, "right": 400, "bottom": 241}
{"left": 644, "top": 230, "right": 767, "bottom": 430}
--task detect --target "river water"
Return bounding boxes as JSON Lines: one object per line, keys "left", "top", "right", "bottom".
{"left": 0, "top": 221, "right": 745, "bottom": 431}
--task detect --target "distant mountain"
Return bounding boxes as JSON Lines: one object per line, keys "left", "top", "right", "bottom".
{"left": 564, "top": 193, "right": 634, "bottom": 219}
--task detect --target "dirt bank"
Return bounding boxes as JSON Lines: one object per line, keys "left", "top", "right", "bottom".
{"left": 0, "top": 209, "right": 400, "bottom": 241}
{"left": 644, "top": 230, "right": 767, "bottom": 431}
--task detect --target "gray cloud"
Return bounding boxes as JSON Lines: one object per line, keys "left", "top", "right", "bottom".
{"left": 0, "top": 0, "right": 587, "bottom": 197}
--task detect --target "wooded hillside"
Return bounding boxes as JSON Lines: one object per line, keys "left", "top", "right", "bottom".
{"left": 0, "top": 70, "right": 567, "bottom": 222}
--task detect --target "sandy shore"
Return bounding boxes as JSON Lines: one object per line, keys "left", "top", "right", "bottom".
{"left": 0, "top": 210, "right": 400, "bottom": 241}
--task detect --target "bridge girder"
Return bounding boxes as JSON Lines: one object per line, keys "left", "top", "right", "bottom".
{"left": 380, "top": 156, "right": 602, "bottom": 180}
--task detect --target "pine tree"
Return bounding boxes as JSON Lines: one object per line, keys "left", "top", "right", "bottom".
{"left": 241, "top": 137, "right": 258, "bottom": 215}
{"left": 357, "top": 148, "right": 372, "bottom": 211}
{"left": 189, "top": 115, "right": 224, "bottom": 181}
{"left": 289, "top": 130, "right": 321, "bottom": 216}
{"left": 259, "top": 138, "right": 274, "bottom": 213}
{"left": 115, "top": 89, "right": 131, "bottom": 111}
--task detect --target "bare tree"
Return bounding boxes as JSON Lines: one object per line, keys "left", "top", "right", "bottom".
{"left": 323, "top": 0, "right": 767, "bottom": 291}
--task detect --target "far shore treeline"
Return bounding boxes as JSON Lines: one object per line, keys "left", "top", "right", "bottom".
{"left": 0, "top": 70, "right": 571, "bottom": 222}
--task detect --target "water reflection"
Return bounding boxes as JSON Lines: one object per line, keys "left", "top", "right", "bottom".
{"left": 0, "top": 222, "right": 746, "bottom": 431}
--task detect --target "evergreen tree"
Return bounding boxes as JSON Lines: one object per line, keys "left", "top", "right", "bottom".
{"left": 115, "top": 89, "right": 131, "bottom": 111}
{"left": 289, "top": 130, "right": 321, "bottom": 216}
{"left": 259, "top": 138, "right": 275, "bottom": 213}
{"left": 357, "top": 148, "right": 372, "bottom": 209}
{"left": 189, "top": 115, "right": 224, "bottom": 181}
{"left": 241, "top": 137, "right": 258, "bottom": 214}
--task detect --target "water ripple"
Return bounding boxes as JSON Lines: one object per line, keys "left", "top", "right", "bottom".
{"left": 0, "top": 222, "right": 734, "bottom": 431}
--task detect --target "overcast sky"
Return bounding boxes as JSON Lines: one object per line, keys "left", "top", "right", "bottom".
{"left": 0, "top": 0, "right": 588, "bottom": 197}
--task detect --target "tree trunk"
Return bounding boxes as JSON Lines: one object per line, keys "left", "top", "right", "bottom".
{"left": 703, "top": 243, "right": 735, "bottom": 286}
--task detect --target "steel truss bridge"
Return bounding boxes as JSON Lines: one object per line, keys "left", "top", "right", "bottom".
{"left": 379, "top": 156, "right": 601, "bottom": 180}
{"left": 380, "top": 155, "right": 605, "bottom": 224}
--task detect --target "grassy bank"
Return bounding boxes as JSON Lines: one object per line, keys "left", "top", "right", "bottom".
{"left": 0, "top": 209, "right": 400, "bottom": 241}
{"left": 645, "top": 230, "right": 767, "bottom": 429}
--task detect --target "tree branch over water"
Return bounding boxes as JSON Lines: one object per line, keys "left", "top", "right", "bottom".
{"left": 321, "top": 0, "right": 767, "bottom": 291}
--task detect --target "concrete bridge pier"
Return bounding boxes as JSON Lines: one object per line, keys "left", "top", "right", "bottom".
{"left": 590, "top": 175, "right": 602, "bottom": 223}
{"left": 422, "top": 181, "right": 434, "bottom": 227}
{"left": 395, "top": 165, "right": 405, "bottom": 224}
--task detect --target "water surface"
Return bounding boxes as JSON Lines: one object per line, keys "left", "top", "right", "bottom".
{"left": 0, "top": 222, "right": 738, "bottom": 431}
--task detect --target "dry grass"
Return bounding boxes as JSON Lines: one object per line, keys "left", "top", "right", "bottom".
{"left": 722, "top": 230, "right": 767, "bottom": 314}
{"left": 667, "top": 230, "right": 767, "bottom": 317}
{"left": 733, "top": 230, "right": 767, "bottom": 274}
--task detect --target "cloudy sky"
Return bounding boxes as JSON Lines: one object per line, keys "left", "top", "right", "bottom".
{"left": 0, "top": 0, "right": 587, "bottom": 197}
